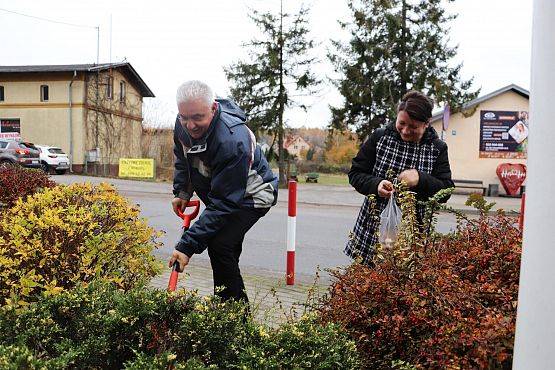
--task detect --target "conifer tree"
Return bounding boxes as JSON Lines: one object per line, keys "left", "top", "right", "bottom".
{"left": 225, "top": 2, "right": 320, "bottom": 186}
{"left": 330, "top": 0, "right": 479, "bottom": 140}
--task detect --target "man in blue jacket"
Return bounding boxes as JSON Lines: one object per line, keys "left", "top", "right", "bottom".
{"left": 168, "top": 80, "right": 278, "bottom": 302}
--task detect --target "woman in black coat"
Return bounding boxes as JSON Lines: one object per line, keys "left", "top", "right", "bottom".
{"left": 345, "top": 91, "right": 454, "bottom": 265}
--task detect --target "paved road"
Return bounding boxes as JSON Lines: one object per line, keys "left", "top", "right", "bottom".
{"left": 54, "top": 175, "right": 460, "bottom": 280}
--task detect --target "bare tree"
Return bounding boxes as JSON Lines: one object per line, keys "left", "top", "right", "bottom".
{"left": 84, "top": 68, "right": 142, "bottom": 175}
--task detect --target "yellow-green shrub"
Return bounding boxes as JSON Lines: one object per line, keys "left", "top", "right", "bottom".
{"left": 0, "top": 183, "right": 161, "bottom": 306}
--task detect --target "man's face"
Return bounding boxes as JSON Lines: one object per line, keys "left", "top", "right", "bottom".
{"left": 177, "top": 99, "right": 217, "bottom": 139}
{"left": 395, "top": 110, "right": 429, "bottom": 143}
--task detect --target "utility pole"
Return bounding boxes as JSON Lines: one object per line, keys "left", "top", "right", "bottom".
{"left": 109, "top": 14, "right": 112, "bottom": 64}
{"left": 96, "top": 26, "right": 100, "bottom": 64}
{"left": 513, "top": 0, "right": 555, "bottom": 367}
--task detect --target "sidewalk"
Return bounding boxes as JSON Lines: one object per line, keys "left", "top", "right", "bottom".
{"left": 277, "top": 183, "right": 522, "bottom": 214}
{"left": 150, "top": 259, "right": 328, "bottom": 326}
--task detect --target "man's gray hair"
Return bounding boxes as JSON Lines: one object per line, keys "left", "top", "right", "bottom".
{"left": 176, "top": 80, "right": 215, "bottom": 106}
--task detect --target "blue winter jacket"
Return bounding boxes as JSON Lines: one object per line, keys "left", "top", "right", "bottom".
{"left": 173, "top": 99, "right": 278, "bottom": 257}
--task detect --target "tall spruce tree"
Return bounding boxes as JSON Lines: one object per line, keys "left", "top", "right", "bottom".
{"left": 330, "top": 0, "right": 479, "bottom": 140}
{"left": 225, "top": 2, "right": 320, "bottom": 186}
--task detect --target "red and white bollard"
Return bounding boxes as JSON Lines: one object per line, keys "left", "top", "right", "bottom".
{"left": 519, "top": 193, "right": 526, "bottom": 232}
{"left": 286, "top": 180, "right": 297, "bottom": 285}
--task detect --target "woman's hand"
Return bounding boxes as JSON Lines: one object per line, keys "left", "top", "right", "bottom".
{"left": 398, "top": 169, "right": 419, "bottom": 188}
{"left": 378, "top": 180, "right": 394, "bottom": 198}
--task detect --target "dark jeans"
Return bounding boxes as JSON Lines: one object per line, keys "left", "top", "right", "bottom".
{"left": 207, "top": 207, "right": 269, "bottom": 302}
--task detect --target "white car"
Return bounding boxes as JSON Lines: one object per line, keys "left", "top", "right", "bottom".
{"left": 35, "top": 145, "right": 70, "bottom": 175}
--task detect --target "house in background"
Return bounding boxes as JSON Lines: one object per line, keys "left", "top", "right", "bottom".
{"left": 0, "top": 62, "right": 154, "bottom": 174}
{"left": 430, "top": 84, "right": 529, "bottom": 195}
{"left": 283, "top": 135, "right": 310, "bottom": 158}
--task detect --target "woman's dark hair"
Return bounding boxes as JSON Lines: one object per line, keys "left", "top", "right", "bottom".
{"left": 397, "top": 91, "right": 433, "bottom": 123}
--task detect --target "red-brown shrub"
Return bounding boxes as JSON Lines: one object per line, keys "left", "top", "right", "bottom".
{"left": 0, "top": 165, "right": 55, "bottom": 209}
{"left": 320, "top": 204, "right": 521, "bottom": 369}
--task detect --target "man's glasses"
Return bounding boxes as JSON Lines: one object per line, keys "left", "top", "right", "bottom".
{"left": 178, "top": 114, "right": 206, "bottom": 124}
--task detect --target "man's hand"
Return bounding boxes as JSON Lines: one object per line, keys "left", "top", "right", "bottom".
{"left": 398, "top": 169, "right": 419, "bottom": 188}
{"left": 168, "top": 250, "right": 190, "bottom": 272}
{"left": 172, "top": 197, "right": 188, "bottom": 217}
{"left": 378, "top": 180, "right": 394, "bottom": 198}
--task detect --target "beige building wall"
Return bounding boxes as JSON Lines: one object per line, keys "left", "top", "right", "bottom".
{"left": 84, "top": 69, "right": 143, "bottom": 164}
{"left": 431, "top": 90, "right": 528, "bottom": 192}
{"left": 0, "top": 74, "right": 87, "bottom": 164}
{"left": 1, "top": 68, "right": 147, "bottom": 169}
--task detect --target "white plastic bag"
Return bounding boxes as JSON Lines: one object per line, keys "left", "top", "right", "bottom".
{"left": 378, "top": 195, "right": 402, "bottom": 245}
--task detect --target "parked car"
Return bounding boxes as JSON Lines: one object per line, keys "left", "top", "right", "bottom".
{"left": 35, "top": 145, "right": 70, "bottom": 175}
{"left": 0, "top": 139, "right": 41, "bottom": 169}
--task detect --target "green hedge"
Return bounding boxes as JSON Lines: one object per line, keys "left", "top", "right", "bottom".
{"left": 0, "top": 282, "right": 360, "bottom": 369}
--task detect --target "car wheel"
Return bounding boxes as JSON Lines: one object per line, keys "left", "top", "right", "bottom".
{"left": 40, "top": 162, "right": 50, "bottom": 173}
{"left": 55, "top": 169, "right": 67, "bottom": 175}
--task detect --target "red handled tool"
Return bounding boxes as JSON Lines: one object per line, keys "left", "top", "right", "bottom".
{"left": 168, "top": 200, "right": 201, "bottom": 291}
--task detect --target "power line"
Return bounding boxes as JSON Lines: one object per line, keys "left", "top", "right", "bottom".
{"left": 0, "top": 7, "right": 97, "bottom": 29}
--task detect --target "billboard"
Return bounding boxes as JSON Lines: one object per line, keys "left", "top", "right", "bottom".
{"left": 0, "top": 119, "right": 21, "bottom": 140}
{"left": 479, "top": 110, "right": 529, "bottom": 159}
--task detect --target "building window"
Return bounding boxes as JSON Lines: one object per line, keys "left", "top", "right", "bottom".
{"left": 40, "top": 85, "right": 49, "bottom": 102}
{"left": 119, "top": 81, "right": 126, "bottom": 102}
{"left": 106, "top": 76, "right": 113, "bottom": 99}
{"left": 0, "top": 86, "right": 4, "bottom": 102}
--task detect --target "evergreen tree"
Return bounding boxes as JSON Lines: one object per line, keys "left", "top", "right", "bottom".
{"left": 225, "top": 2, "right": 320, "bottom": 186}
{"left": 330, "top": 0, "right": 479, "bottom": 140}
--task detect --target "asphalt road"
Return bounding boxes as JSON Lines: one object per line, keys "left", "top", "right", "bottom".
{"left": 54, "top": 175, "right": 458, "bottom": 279}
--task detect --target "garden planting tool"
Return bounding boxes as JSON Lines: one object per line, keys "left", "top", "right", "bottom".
{"left": 168, "top": 200, "right": 201, "bottom": 292}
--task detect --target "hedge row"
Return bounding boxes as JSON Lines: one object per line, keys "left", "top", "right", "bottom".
{"left": 0, "top": 282, "right": 360, "bottom": 369}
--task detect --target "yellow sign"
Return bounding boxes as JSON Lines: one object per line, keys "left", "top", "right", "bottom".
{"left": 118, "top": 158, "right": 155, "bottom": 178}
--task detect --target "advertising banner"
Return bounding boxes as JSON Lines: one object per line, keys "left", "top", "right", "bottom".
{"left": 118, "top": 158, "right": 155, "bottom": 179}
{"left": 479, "top": 110, "right": 529, "bottom": 159}
{"left": 0, "top": 119, "right": 21, "bottom": 140}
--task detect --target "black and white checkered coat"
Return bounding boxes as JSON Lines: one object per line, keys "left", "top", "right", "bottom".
{"left": 345, "top": 124, "right": 454, "bottom": 265}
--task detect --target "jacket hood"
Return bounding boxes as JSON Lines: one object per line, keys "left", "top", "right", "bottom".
{"left": 217, "top": 98, "right": 247, "bottom": 123}
{"left": 385, "top": 123, "right": 439, "bottom": 144}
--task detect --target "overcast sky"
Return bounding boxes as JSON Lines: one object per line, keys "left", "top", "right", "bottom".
{"left": 0, "top": 0, "right": 532, "bottom": 128}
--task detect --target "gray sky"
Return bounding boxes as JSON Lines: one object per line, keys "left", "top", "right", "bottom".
{"left": 0, "top": 0, "right": 532, "bottom": 128}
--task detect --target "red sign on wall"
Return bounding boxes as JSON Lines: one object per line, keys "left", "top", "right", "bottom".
{"left": 496, "top": 163, "right": 527, "bottom": 196}
{"left": 0, "top": 119, "right": 21, "bottom": 140}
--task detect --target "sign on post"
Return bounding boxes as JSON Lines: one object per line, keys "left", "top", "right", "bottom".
{"left": 118, "top": 158, "right": 155, "bottom": 179}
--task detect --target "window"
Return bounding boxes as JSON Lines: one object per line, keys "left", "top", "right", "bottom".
{"left": 0, "top": 141, "right": 7, "bottom": 149}
{"left": 106, "top": 76, "right": 113, "bottom": 99}
{"left": 40, "top": 85, "right": 49, "bottom": 101}
{"left": 0, "top": 86, "right": 4, "bottom": 102}
{"left": 49, "top": 148, "right": 65, "bottom": 154}
{"left": 119, "top": 81, "right": 126, "bottom": 102}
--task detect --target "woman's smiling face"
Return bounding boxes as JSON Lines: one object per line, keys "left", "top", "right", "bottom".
{"left": 395, "top": 110, "right": 429, "bottom": 143}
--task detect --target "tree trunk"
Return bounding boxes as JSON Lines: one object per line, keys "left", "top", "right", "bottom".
{"left": 400, "top": 0, "right": 408, "bottom": 93}
{"left": 277, "top": 0, "right": 287, "bottom": 187}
